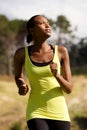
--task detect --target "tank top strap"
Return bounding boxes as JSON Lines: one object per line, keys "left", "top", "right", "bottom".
{"left": 53, "top": 45, "right": 59, "bottom": 62}
{"left": 25, "top": 45, "right": 29, "bottom": 60}
{"left": 53, "top": 45, "right": 61, "bottom": 74}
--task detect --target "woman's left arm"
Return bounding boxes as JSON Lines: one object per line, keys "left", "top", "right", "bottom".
{"left": 50, "top": 46, "right": 72, "bottom": 94}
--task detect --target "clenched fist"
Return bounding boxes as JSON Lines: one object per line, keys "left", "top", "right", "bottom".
{"left": 17, "top": 78, "right": 29, "bottom": 95}
{"left": 50, "top": 62, "right": 58, "bottom": 77}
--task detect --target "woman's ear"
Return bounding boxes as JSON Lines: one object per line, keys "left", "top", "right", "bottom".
{"left": 29, "top": 28, "right": 34, "bottom": 35}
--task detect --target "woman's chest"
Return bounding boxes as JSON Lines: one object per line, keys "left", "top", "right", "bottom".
{"left": 30, "top": 50, "right": 54, "bottom": 63}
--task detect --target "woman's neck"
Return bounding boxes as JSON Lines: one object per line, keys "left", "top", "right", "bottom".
{"left": 32, "top": 41, "right": 50, "bottom": 53}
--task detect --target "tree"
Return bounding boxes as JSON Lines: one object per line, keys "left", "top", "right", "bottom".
{"left": 55, "top": 15, "right": 72, "bottom": 46}
{"left": 0, "top": 15, "right": 27, "bottom": 75}
{"left": 0, "top": 15, "right": 10, "bottom": 74}
{"left": 56, "top": 15, "right": 71, "bottom": 33}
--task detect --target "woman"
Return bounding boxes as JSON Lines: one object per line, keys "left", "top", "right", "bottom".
{"left": 14, "top": 15, "right": 72, "bottom": 130}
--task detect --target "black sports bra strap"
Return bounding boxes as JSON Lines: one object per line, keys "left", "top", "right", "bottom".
{"left": 28, "top": 44, "right": 55, "bottom": 67}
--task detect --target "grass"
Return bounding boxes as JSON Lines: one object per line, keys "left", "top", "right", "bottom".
{"left": 0, "top": 75, "right": 87, "bottom": 130}
{"left": 0, "top": 77, "right": 29, "bottom": 130}
{"left": 67, "top": 75, "right": 87, "bottom": 130}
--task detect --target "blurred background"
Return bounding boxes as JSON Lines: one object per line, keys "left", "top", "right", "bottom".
{"left": 0, "top": 0, "right": 87, "bottom": 130}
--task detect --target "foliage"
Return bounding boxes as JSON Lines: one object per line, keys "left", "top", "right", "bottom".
{"left": 0, "top": 15, "right": 27, "bottom": 75}
{"left": 10, "top": 122, "right": 22, "bottom": 130}
{"left": 0, "top": 15, "right": 9, "bottom": 35}
{"left": 69, "top": 37, "right": 87, "bottom": 68}
{"left": 56, "top": 15, "right": 71, "bottom": 33}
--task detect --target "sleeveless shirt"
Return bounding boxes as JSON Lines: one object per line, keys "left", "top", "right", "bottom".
{"left": 25, "top": 45, "right": 70, "bottom": 121}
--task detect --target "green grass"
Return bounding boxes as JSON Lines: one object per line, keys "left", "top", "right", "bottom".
{"left": 0, "top": 80, "right": 29, "bottom": 130}
{"left": 0, "top": 80, "right": 29, "bottom": 103}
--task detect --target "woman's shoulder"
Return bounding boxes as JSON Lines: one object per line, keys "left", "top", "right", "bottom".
{"left": 58, "top": 45, "right": 68, "bottom": 53}
{"left": 56, "top": 45, "right": 69, "bottom": 61}
{"left": 51, "top": 44, "right": 68, "bottom": 54}
{"left": 14, "top": 47, "right": 25, "bottom": 57}
{"left": 14, "top": 47, "right": 25, "bottom": 63}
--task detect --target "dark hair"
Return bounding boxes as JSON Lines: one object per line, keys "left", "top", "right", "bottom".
{"left": 26, "top": 15, "right": 40, "bottom": 43}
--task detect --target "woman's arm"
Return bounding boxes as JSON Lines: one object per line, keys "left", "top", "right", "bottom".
{"left": 14, "top": 47, "right": 29, "bottom": 95}
{"left": 50, "top": 46, "right": 72, "bottom": 94}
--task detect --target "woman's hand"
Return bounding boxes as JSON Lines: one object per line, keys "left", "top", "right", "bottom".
{"left": 16, "top": 78, "right": 29, "bottom": 95}
{"left": 50, "top": 62, "right": 58, "bottom": 77}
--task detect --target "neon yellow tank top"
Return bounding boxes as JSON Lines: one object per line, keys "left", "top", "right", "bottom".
{"left": 25, "top": 45, "right": 70, "bottom": 121}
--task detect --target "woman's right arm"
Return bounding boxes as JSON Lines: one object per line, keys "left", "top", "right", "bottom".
{"left": 14, "top": 47, "right": 29, "bottom": 95}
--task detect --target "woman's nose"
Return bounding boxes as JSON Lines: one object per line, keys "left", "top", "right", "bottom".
{"left": 45, "top": 22, "right": 50, "bottom": 28}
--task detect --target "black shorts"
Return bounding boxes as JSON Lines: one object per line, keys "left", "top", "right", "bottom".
{"left": 27, "top": 118, "right": 70, "bottom": 130}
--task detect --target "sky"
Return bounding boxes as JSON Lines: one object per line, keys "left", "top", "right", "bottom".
{"left": 0, "top": 0, "right": 87, "bottom": 38}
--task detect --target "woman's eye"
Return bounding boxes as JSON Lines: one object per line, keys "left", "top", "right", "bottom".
{"left": 39, "top": 22, "right": 43, "bottom": 25}
{"left": 36, "top": 21, "right": 50, "bottom": 26}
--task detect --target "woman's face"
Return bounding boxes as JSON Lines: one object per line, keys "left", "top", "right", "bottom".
{"left": 32, "top": 16, "right": 52, "bottom": 39}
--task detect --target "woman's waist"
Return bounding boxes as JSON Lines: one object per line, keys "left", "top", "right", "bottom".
{"left": 30, "top": 85, "right": 63, "bottom": 96}
{"left": 29, "top": 88, "right": 64, "bottom": 105}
